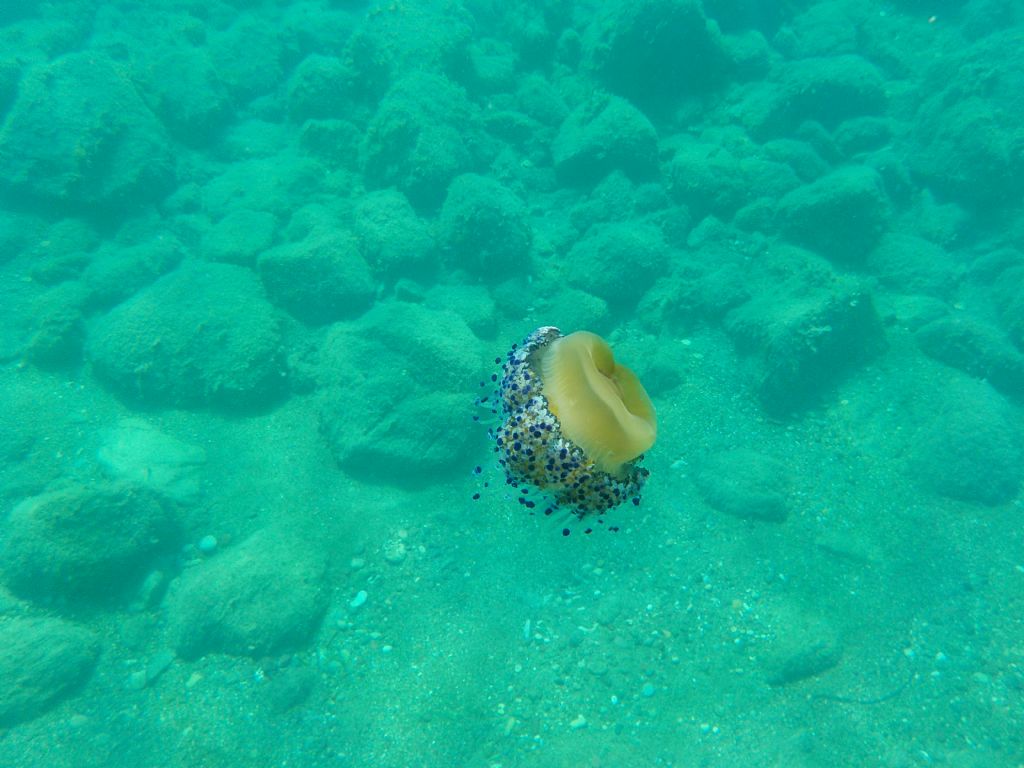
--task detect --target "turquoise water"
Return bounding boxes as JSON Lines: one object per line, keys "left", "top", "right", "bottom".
{"left": 1, "top": 0, "right": 1023, "bottom": 765}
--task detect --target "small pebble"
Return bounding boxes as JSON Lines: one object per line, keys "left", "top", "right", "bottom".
{"left": 569, "top": 714, "right": 587, "bottom": 730}
{"left": 350, "top": 557, "right": 366, "bottom": 570}
{"left": 383, "top": 539, "right": 407, "bottom": 564}
{"left": 134, "top": 569, "right": 166, "bottom": 610}
{"left": 197, "top": 534, "right": 218, "bottom": 554}
{"left": 642, "top": 682, "right": 656, "bottom": 698}
{"left": 125, "top": 670, "right": 148, "bottom": 691}
{"left": 349, "top": 590, "right": 368, "bottom": 610}
{"left": 146, "top": 649, "right": 175, "bottom": 684}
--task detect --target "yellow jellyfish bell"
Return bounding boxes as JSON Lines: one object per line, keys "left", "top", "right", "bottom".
{"left": 539, "top": 331, "right": 657, "bottom": 476}
{"left": 493, "top": 327, "right": 656, "bottom": 525}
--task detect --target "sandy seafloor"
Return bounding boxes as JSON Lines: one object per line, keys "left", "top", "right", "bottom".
{"left": 1, "top": 0, "right": 1024, "bottom": 766}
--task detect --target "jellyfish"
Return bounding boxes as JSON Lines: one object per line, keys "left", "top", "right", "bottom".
{"left": 489, "top": 326, "right": 657, "bottom": 529}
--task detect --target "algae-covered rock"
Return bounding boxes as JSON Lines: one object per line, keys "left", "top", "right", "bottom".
{"left": 287, "top": 54, "right": 352, "bottom": 121}
{"left": 22, "top": 283, "right": 86, "bottom": 368}
{"left": 667, "top": 140, "right": 800, "bottom": 221}
{"left": 867, "top": 233, "right": 958, "bottom": 299}
{"left": 338, "top": 2, "right": 472, "bottom": 95}
{"left": 758, "top": 292, "right": 883, "bottom": 413}
{"left": 552, "top": 93, "right": 658, "bottom": 185}
{"left": 0, "top": 617, "right": 99, "bottom": 726}
{"left": 0, "top": 52, "right": 174, "bottom": 207}
{"left": 438, "top": 174, "right": 532, "bottom": 279}
{"left": 0, "top": 56, "right": 20, "bottom": 116}
{"left": 993, "top": 265, "right": 1024, "bottom": 351}
{"left": 201, "top": 209, "right": 277, "bottom": 266}
{"left": 739, "top": 55, "right": 887, "bottom": 138}
{"left": 726, "top": 274, "right": 885, "bottom": 415}
{"left": 23, "top": 218, "right": 97, "bottom": 285}
{"left": 324, "top": 390, "right": 477, "bottom": 485}
{"left": 82, "top": 236, "right": 183, "bottom": 311}
{"left": 565, "top": 221, "right": 669, "bottom": 308}
{"left": 915, "top": 316, "right": 1024, "bottom": 401}
{"left": 352, "top": 189, "right": 436, "bottom": 283}
{"left": 363, "top": 72, "right": 478, "bottom": 211}
{"left": 341, "top": 300, "right": 486, "bottom": 394}
{"left": 134, "top": 44, "right": 232, "bottom": 145}
{"left": 1, "top": 482, "right": 176, "bottom": 602}
{"left": 584, "top": 0, "right": 731, "bottom": 112}
{"left": 908, "top": 30, "right": 1024, "bottom": 209}
{"left": 318, "top": 302, "right": 485, "bottom": 486}
{"left": 199, "top": 153, "right": 325, "bottom": 220}
{"left": 208, "top": 13, "right": 286, "bottom": 102}
{"left": 516, "top": 74, "right": 569, "bottom": 127}
{"left": 777, "top": 166, "right": 890, "bottom": 265}
{"left": 834, "top": 116, "right": 894, "bottom": 158}
{"left": 88, "top": 261, "right": 285, "bottom": 408}
{"left": 166, "top": 529, "right": 327, "bottom": 659}
{"left": 258, "top": 228, "right": 375, "bottom": 325}
{"left": 425, "top": 283, "right": 498, "bottom": 340}
{"left": 911, "top": 378, "right": 1022, "bottom": 505}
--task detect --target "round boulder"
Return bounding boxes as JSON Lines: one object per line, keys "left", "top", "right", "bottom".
{"left": 0, "top": 52, "right": 174, "bottom": 207}
{"left": 352, "top": 189, "right": 436, "bottom": 283}
{"left": 552, "top": 93, "right": 658, "bottom": 185}
{"left": 565, "top": 221, "right": 669, "bottom": 308}
{"left": 912, "top": 379, "right": 1022, "bottom": 505}
{"left": 257, "top": 228, "right": 375, "bottom": 325}
{"left": 363, "top": 72, "right": 477, "bottom": 211}
{"left": 318, "top": 301, "right": 485, "bottom": 486}
{"left": 88, "top": 261, "right": 285, "bottom": 409}
{"left": 777, "top": 166, "right": 889, "bottom": 265}
{"left": 165, "top": 529, "right": 327, "bottom": 659}
{"left": 1, "top": 482, "right": 176, "bottom": 602}
{"left": 438, "top": 174, "right": 532, "bottom": 280}
{"left": 584, "top": 0, "right": 731, "bottom": 113}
